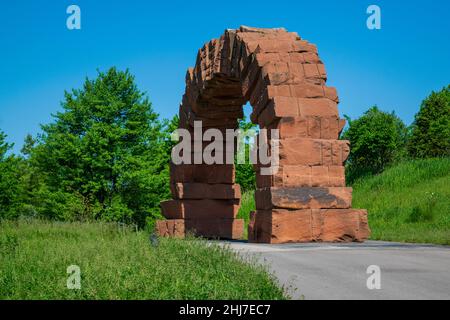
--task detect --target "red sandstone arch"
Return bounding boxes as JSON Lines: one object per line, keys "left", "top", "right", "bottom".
{"left": 156, "top": 26, "right": 370, "bottom": 243}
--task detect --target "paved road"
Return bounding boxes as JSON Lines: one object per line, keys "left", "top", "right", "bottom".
{"left": 219, "top": 241, "right": 450, "bottom": 300}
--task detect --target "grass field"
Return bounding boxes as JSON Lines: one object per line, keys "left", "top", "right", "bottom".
{"left": 0, "top": 219, "right": 286, "bottom": 300}
{"left": 352, "top": 158, "right": 450, "bottom": 245}
{"left": 238, "top": 158, "right": 450, "bottom": 245}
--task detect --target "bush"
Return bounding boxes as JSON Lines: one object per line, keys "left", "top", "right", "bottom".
{"left": 342, "top": 106, "right": 408, "bottom": 182}
{"left": 408, "top": 85, "right": 450, "bottom": 158}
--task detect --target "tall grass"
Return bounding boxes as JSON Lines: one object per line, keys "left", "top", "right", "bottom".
{"left": 237, "top": 190, "right": 255, "bottom": 239}
{"left": 352, "top": 158, "right": 450, "bottom": 244}
{"left": 0, "top": 219, "right": 287, "bottom": 299}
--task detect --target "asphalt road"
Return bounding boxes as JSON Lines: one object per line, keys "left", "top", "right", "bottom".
{"left": 219, "top": 240, "right": 450, "bottom": 300}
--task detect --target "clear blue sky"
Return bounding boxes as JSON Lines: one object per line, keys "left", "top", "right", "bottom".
{"left": 1, "top": 0, "right": 449, "bottom": 153}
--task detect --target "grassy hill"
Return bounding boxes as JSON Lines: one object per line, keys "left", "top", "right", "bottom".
{"left": 352, "top": 158, "right": 450, "bottom": 245}
{"left": 238, "top": 158, "right": 449, "bottom": 245}
{"left": 0, "top": 220, "right": 286, "bottom": 299}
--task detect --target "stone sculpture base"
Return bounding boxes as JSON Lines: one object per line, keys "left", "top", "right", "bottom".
{"left": 248, "top": 209, "right": 369, "bottom": 243}
{"left": 156, "top": 218, "right": 245, "bottom": 240}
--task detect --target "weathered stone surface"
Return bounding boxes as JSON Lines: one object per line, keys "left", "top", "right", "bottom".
{"left": 155, "top": 219, "right": 185, "bottom": 238}
{"left": 248, "top": 209, "right": 370, "bottom": 243}
{"left": 170, "top": 163, "right": 235, "bottom": 184}
{"left": 255, "top": 97, "right": 338, "bottom": 127}
{"left": 277, "top": 138, "right": 350, "bottom": 166}
{"left": 160, "top": 199, "right": 240, "bottom": 219}
{"left": 171, "top": 183, "right": 241, "bottom": 200}
{"left": 157, "top": 26, "right": 369, "bottom": 243}
{"left": 254, "top": 138, "right": 350, "bottom": 169}
{"left": 255, "top": 187, "right": 352, "bottom": 210}
{"left": 266, "top": 116, "right": 346, "bottom": 139}
{"left": 175, "top": 148, "right": 237, "bottom": 166}
{"left": 185, "top": 219, "right": 244, "bottom": 239}
{"left": 256, "top": 165, "right": 346, "bottom": 188}
{"left": 312, "top": 209, "right": 370, "bottom": 242}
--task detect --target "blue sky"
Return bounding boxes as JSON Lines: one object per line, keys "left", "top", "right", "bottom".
{"left": 1, "top": 0, "right": 449, "bottom": 153}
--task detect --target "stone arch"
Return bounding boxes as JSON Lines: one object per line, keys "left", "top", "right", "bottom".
{"left": 156, "top": 26, "right": 370, "bottom": 243}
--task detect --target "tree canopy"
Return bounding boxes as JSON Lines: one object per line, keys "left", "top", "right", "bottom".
{"left": 408, "top": 85, "right": 450, "bottom": 158}
{"left": 1, "top": 68, "right": 177, "bottom": 227}
{"left": 342, "top": 106, "right": 407, "bottom": 181}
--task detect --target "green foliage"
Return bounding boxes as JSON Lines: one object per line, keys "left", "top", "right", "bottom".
{"left": 0, "top": 131, "right": 24, "bottom": 218}
{"left": 237, "top": 190, "right": 256, "bottom": 239}
{"left": 408, "top": 85, "right": 450, "bottom": 158}
{"left": 17, "top": 68, "right": 176, "bottom": 227}
{"left": 342, "top": 106, "right": 408, "bottom": 182}
{"left": 352, "top": 158, "right": 450, "bottom": 244}
{"left": 0, "top": 130, "right": 13, "bottom": 160}
{"left": 20, "top": 134, "right": 36, "bottom": 157}
{"left": 235, "top": 160, "right": 256, "bottom": 192}
{"left": 235, "top": 116, "right": 257, "bottom": 192}
{"left": 0, "top": 220, "right": 287, "bottom": 299}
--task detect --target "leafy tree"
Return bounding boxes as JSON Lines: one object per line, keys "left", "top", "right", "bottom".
{"left": 408, "top": 85, "right": 450, "bottom": 158}
{"left": 342, "top": 106, "right": 407, "bottom": 182}
{"left": 0, "top": 131, "right": 24, "bottom": 218}
{"left": 29, "top": 68, "right": 173, "bottom": 226}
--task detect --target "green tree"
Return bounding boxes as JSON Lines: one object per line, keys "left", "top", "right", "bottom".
{"left": 342, "top": 106, "right": 407, "bottom": 182}
{"left": 408, "top": 85, "right": 450, "bottom": 158}
{"left": 20, "top": 134, "right": 36, "bottom": 158}
{"left": 0, "top": 131, "right": 24, "bottom": 218}
{"left": 30, "top": 68, "right": 173, "bottom": 226}
{"left": 0, "top": 130, "right": 12, "bottom": 160}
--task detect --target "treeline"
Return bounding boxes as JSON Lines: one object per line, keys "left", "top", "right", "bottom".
{"left": 0, "top": 67, "right": 448, "bottom": 227}
{"left": 342, "top": 85, "right": 449, "bottom": 182}
{"left": 0, "top": 68, "right": 178, "bottom": 228}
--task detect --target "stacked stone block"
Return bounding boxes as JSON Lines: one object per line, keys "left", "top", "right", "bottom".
{"left": 156, "top": 26, "right": 370, "bottom": 242}
{"left": 158, "top": 160, "right": 244, "bottom": 239}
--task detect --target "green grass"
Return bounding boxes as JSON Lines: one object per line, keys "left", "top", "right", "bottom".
{"left": 352, "top": 158, "right": 450, "bottom": 245}
{"left": 0, "top": 219, "right": 286, "bottom": 299}
{"left": 238, "top": 158, "right": 450, "bottom": 245}
{"left": 237, "top": 190, "right": 255, "bottom": 239}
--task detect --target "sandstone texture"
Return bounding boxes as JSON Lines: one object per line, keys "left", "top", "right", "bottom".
{"left": 248, "top": 209, "right": 370, "bottom": 243}
{"left": 156, "top": 26, "right": 370, "bottom": 242}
